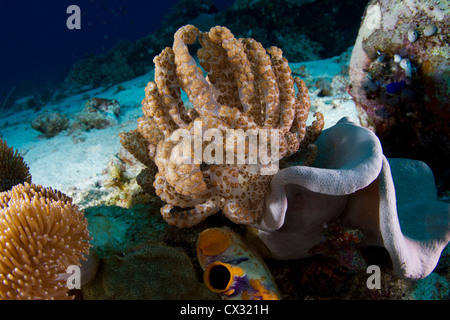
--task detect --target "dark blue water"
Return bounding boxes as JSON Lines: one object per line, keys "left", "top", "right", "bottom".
{"left": 0, "top": 0, "right": 233, "bottom": 103}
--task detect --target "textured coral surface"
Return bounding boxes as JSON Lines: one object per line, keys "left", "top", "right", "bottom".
{"left": 349, "top": 0, "right": 450, "bottom": 191}
{"left": 121, "top": 25, "right": 324, "bottom": 228}
{"left": 0, "top": 183, "right": 91, "bottom": 299}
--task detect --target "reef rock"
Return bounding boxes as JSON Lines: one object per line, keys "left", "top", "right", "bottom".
{"left": 348, "top": 0, "right": 450, "bottom": 191}
{"left": 76, "top": 98, "right": 121, "bottom": 130}
{"left": 31, "top": 110, "right": 69, "bottom": 137}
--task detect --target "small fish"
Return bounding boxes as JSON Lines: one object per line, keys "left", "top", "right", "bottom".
{"left": 386, "top": 80, "right": 407, "bottom": 94}
{"left": 197, "top": 227, "right": 280, "bottom": 300}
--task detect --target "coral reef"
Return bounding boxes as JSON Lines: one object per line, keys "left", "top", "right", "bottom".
{"left": 197, "top": 227, "right": 279, "bottom": 300}
{"left": 6, "top": 0, "right": 447, "bottom": 300}
{"left": 75, "top": 98, "right": 121, "bottom": 131}
{"left": 348, "top": 0, "right": 450, "bottom": 192}
{"left": 120, "top": 24, "right": 324, "bottom": 228}
{"left": 217, "top": 0, "right": 370, "bottom": 61}
{"left": 31, "top": 110, "right": 69, "bottom": 138}
{"left": 64, "top": 0, "right": 218, "bottom": 91}
{"left": 0, "top": 182, "right": 91, "bottom": 299}
{"left": 30, "top": 98, "right": 121, "bottom": 139}
{"left": 101, "top": 157, "right": 153, "bottom": 208}
{"left": 308, "top": 222, "right": 367, "bottom": 275}
{"left": 255, "top": 117, "right": 450, "bottom": 279}
{"left": 82, "top": 242, "right": 217, "bottom": 300}
{"left": 84, "top": 98, "right": 121, "bottom": 117}
{"left": 0, "top": 138, "right": 31, "bottom": 192}
{"left": 65, "top": 41, "right": 153, "bottom": 91}
{"left": 64, "top": 0, "right": 369, "bottom": 93}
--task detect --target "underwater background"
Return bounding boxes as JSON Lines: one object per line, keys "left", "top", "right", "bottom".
{"left": 0, "top": 0, "right": 449, "bottom": 301}
{"left": 0, "top": 0, "right": 368, "bottom": 105}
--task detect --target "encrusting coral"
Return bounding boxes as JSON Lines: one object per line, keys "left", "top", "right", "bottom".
{"left": 0, "top": 138, "right": 31, "bottom": 192}
{"left": 0, "top": 182, "right": 91, "bottom": 299}
{"left": 120, "top": 24, "right": 324, "bottom": 228}
{"left": 348, "top": 0, "right": 450, "bottom": 191}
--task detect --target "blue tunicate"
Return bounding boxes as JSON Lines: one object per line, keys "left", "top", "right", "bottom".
{"left": 386, "top": 80, "right": 407, "bottom": 94}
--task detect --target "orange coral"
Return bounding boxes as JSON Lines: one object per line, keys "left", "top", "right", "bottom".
{"left": 0, "top": 183, "right": 91, "bottom": 299}
{"left": 120, "top": 25, "right": 324, "bottom": 228}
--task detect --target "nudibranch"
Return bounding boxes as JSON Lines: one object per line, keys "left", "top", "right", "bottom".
{"left": 197, "top": 227, "right": 280, "bottom": 300}
{"left": 119, "top": 24, "right": 324, "bottom": 228}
